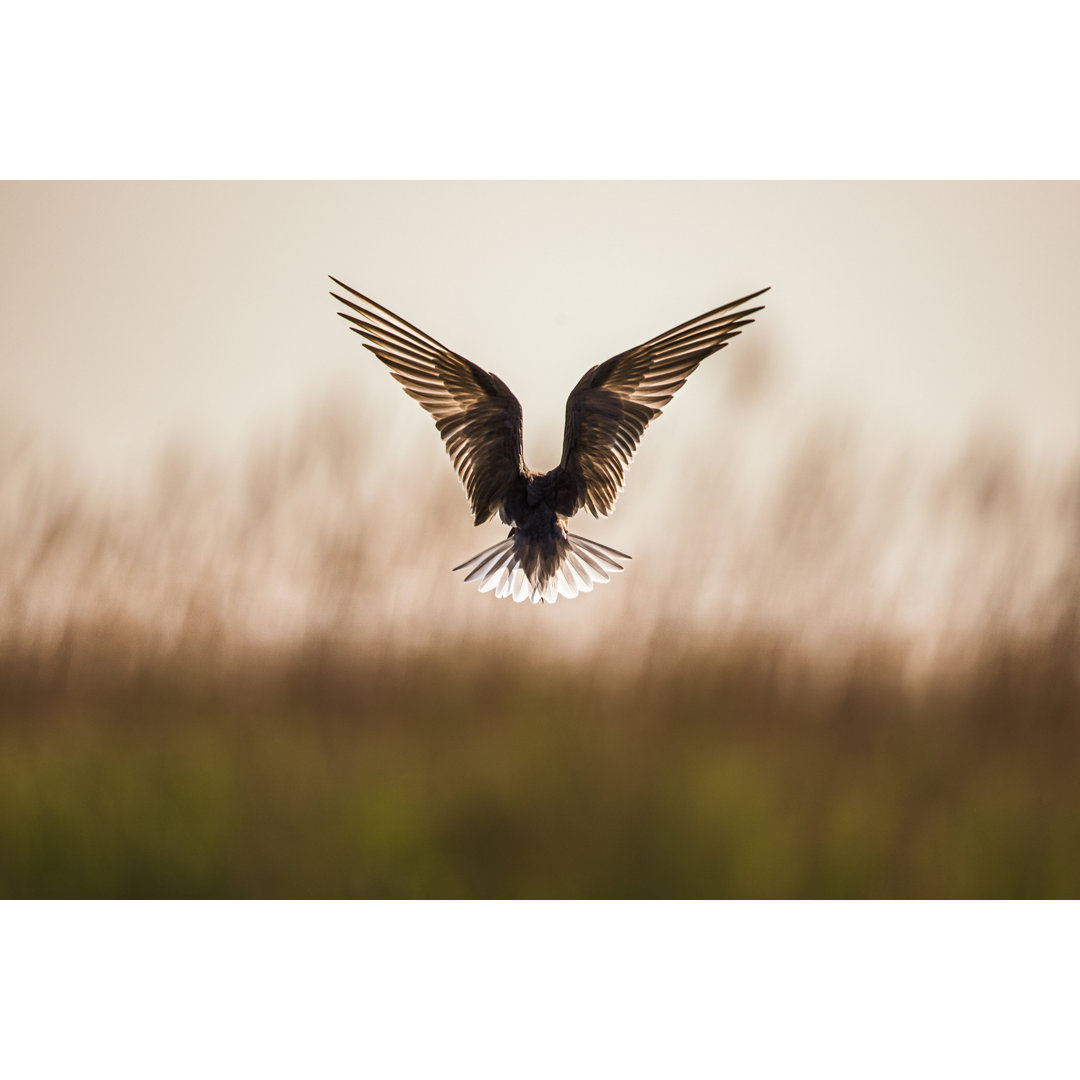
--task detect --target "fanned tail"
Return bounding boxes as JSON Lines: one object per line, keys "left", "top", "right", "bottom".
{"left": 453, "top": 533, "right": 630, "bottom": 604}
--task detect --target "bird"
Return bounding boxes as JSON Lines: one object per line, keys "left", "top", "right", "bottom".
{"left": 330, "top": 277, "right": 769, "bottom": 604}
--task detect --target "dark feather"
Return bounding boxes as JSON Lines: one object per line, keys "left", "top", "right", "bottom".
{"left": 556, "top": 287, "right": 770, "bottom": 517}
{"left": 329, "top": 277, "right": 524, "bottom": 525}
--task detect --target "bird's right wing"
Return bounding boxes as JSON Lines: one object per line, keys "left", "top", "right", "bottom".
{"left": 330, "top": 277, "right": 524, "bottom": 526}
{"left": 556, "top": 287, "right": 769, "bottom": 517}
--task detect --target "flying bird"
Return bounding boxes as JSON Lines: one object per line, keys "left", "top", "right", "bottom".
{"left": 330, "top": 277, "right": 768, "bottom": 604}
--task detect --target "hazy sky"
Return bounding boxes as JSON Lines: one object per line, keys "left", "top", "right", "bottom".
{"left": 3, "top": 182, "right": 1079, "bottom": 489}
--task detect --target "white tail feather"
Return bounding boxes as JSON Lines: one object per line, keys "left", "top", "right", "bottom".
{"left": 453, "top": 533, "right": 629, "bottom": 604}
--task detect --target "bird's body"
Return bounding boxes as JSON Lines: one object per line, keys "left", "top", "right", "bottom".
{"left": 330, "top": 277, "right": 768, "bottom": 603}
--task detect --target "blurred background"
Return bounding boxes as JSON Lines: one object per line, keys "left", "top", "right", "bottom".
{"left": 2, "top": 181, "right": 1079, "bottom": 897}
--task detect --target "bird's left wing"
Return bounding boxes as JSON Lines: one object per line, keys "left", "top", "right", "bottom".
{"left": 555, "top": 287, "right": 769, "bottom": 517}
{"left": 330, "top": 277, "right": 524, "bottom": 526}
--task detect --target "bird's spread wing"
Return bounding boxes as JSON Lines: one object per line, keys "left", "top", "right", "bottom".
{"left": 330, "top": 277, "right": 524, "bottom": 525}
{"left": 556, "top": 287, "right": 769, "bottom": 517}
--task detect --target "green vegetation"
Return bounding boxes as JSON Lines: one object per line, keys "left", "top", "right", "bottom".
{"left": 3, "top": 393, "right": 1079, "bottom": 897}
{"left": 2, "top": 632, "right": 1077, "bottom": 898}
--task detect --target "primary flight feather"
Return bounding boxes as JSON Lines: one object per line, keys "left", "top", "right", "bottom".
{"left": 330, "top": 277, "right": 769, "bottom": 604}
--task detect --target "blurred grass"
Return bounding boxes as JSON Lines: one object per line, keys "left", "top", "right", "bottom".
{"left": 3, "top": 386, "right": 1080, "bottom": 897}
{"left": 1, "top": 628, "right": 1077, "bottom": 898}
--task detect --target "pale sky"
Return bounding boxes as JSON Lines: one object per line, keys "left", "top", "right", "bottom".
{"left": 3, "top": 182, "right": 1078, "bottom": 490}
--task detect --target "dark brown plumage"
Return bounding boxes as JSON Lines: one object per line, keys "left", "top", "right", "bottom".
{"left": 330, "top": 276, "right": 768, "bottom": 603}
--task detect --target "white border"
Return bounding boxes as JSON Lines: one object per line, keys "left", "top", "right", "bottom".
{"left": 2, "top": 902, "right": 1077, "bottom": 1079}
{"left": 3, "top": 2, "right": 1079, "bottom": 177}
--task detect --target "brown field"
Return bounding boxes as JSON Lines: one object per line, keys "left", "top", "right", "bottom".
{"left": 2, "top": 378, "right": 1078, "bottom": 898}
